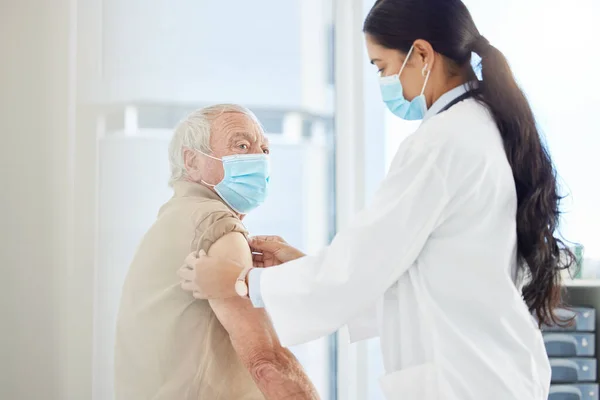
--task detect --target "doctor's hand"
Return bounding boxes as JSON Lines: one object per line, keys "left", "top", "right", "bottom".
{"left": 249, "top": 235, "right": 305, "bottom": 267}
{"left": 178, "top": 251, "right": 241, "bottom": 300}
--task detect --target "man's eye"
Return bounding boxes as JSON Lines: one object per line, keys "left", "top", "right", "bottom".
{"left": 238, "top": 144, "right": 249, "bottom": 150}
{"left": 263, "top": 148, "right": 270, "bottom": 154}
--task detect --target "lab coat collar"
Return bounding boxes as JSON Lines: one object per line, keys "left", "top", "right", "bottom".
{"left": 422, "top": 82, "right": 476, "bottom": 122}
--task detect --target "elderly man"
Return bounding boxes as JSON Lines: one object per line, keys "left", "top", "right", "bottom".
{"left": 114, "top": 104, "right": 318, "bottom": 400}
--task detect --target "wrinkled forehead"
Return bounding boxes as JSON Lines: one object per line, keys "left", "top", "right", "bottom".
{"left": 210, "top": 111, "right": 267, "bottom": 144}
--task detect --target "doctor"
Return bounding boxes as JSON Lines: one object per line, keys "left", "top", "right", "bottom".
{"left": 179, "top": 0, "right": 573, "bottom": 398}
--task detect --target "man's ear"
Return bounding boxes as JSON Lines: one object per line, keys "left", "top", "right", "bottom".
{"left": 183, "top": 148, "right": 198, "bottom": 173}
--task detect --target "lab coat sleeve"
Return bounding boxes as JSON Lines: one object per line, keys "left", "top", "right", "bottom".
{"left": 260, "top": 144, "right": 452, "bottom": 347}
{"left": 346, "top": 304, "right": 379, "bottom": 343}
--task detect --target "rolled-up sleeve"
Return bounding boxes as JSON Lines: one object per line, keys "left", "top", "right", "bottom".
{"left": 259, "top": 142, "right": 454, "bottom": 347}
{"left": 195, "top": 210, "right": 248, "bottom": 254}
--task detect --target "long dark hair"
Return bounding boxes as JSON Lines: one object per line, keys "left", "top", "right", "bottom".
{"left": 364, "top": 0, "right": 574, "bottom": 326}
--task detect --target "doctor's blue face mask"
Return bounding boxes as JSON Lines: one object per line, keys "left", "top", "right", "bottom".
{"left": 379, "top": 45, "right": 431, "bottom": 121}
{"left": 198, "top": 150, "right": 270, "bottom": 214}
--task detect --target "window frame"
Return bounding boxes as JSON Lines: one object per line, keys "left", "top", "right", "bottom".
{"left": 333, "top": 0, "right": 373, "bottom": 399}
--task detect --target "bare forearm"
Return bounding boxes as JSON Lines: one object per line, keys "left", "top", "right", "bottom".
{"left": 242, "top": 346, "right": 320, "bottom": 400}
{"left": 207, "top": 233, "right": 319, "bottom": 398}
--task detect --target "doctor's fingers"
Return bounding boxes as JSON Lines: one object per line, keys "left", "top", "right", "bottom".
{"left": 193, "top": 291, "right": 208, "bottom": 300}
{"left": 184, "top": 250, "right": 206, "bottom": 268}
{"left": 252, "top": 253, "right": 265, "bottom": 268}
{"left": 180, "top": 279, "right": 198, "bottom": 293}
{"left": 249, "top": 235, "right": 287, "bottom": 245}
{"left": 249, "top": 238, "right": 287, "bottom": 254}
{"left": 177, "top": 265, "right": 196, "bottom": 282}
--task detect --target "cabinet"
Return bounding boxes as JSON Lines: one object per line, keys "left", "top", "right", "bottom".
{"left": 547, "top": 282, "right": 600, "bottom": 399}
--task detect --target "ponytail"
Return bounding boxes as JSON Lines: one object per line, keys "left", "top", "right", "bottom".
{"left": 471, "top": 37, "right": 574, "bottom": 326}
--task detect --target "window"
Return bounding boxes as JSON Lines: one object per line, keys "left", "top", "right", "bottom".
{"left": 462, "top": 0, "right": 600, "bottom": 256}
{"left": 92, "top": 1, "right": 337, "bottom": 399}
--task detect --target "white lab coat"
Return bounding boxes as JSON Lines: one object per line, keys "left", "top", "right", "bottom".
{"left": 258, "top": 98, "right": 551, "bottom": 399}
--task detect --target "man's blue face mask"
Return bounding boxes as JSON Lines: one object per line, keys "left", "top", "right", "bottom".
{"left": 379, "top": 45, "right": 431, "bottom": 121}
{"left": 199, "top": 151, "right": 270, "bottom": 214}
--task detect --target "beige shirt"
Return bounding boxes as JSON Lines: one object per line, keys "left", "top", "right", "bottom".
{"left": 115, "top": 181, "right": 264, "bottom": 400}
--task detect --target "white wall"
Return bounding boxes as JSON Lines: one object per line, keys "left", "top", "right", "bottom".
{"left": 1, "top": 1, "right": 93, "bottom": 399}
{"left": 465, "top": 0, "right": 600, "bottom": 255}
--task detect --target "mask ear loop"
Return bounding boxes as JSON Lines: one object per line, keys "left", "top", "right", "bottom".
{"left": 194, "top": 149, "right": 221, "bottom": 187}
{"left": 201, "top": 180, "right": 216, "bottom": 188}
{"left": 397, "top": 45, "right": 415, "bottom": 77}
{"left": 196, "top": 149, "right": 221, "bottom": 161}
{"left": 420, "top": 66, "right": 431, "bottom": 96}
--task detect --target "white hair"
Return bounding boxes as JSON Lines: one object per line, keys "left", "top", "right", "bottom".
{"left": 168, "top": 103, "right": 260, "bottom": 187}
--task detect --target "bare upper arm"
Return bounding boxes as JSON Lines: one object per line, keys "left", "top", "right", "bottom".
{"left": 207, "top": 232, "right": 280, "bottom": 364}
{"left": 207, "top": 232, "right": 318, "bottom": 398}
